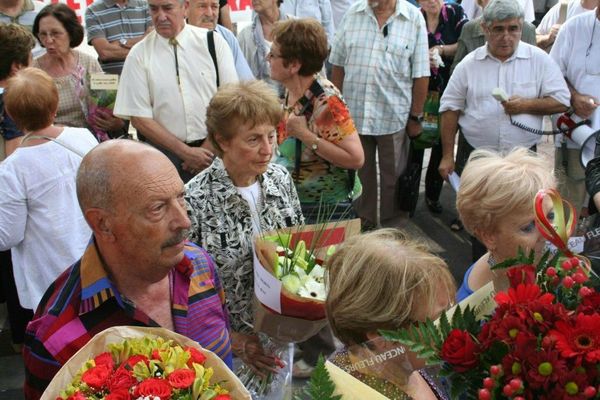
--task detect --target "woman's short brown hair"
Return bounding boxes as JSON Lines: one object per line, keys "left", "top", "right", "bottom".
{"left": 4, "top": 68, "right": 59, "bottom": 132}
{"left": 272, "top": 18, "right": 328, "bottom": 77}
{"left": 0, "top": 24, "right": 35, "bottom": 81}
{"left": 457, "top": 147, "right": 555, "bottom": 238}
{"left": 33, "top": 3, "right": 84, "bottom": 48}
{"left": 205, "top": 80, "right": 282, "bottom": 156}
{"left": 326, "top": 228, "right": 456, "bottom": 346}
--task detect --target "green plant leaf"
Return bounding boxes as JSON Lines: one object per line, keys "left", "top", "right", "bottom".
{"left": 294, "top": 355, "right": 341, "bottom": 400}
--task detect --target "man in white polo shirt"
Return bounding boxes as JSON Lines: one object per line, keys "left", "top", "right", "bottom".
{"left": 438, "top": 0, "right": 570, "bottom": 181}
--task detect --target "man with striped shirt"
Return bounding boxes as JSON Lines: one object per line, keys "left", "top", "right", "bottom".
{"left": 85, "top": 0, "right": 152, "bottom": 74}
{"left": 23, "top": 140, "right": 232, "bottom": 400}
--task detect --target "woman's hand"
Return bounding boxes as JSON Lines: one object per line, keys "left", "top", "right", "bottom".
{"left": 94, "top": 110, "right": 125, "bottom": 133}
{"left": 231, "top": 332, "right": 282, "bottom": 378}
{"left": 286, "top": 114, "right": 310, "bottom": 141}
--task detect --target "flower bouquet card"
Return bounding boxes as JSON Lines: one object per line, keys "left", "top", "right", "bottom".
{"left": 87, "top": 73, "right": 118, "bottom": 142}
{"left": 41, "top": 326, "right": 251, "bottom": 400}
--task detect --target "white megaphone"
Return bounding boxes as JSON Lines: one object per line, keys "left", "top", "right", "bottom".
{"left": 556, "top": 111, "right": 598, "bottom": 167}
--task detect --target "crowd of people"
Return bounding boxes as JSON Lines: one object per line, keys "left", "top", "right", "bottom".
{"left": 0, "top": 0, "right": 599, "bottom": 397}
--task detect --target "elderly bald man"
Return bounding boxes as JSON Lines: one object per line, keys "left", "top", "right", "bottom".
{"left": 23, "top": 140, "right": 232, "bottom": 400}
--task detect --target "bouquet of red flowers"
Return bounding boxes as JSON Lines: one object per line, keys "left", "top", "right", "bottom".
{"left": 42, "top": 326, "right": 250, "bottom": 400}
{"left": 381, "top": 189, "right": 600, "bottom": 400}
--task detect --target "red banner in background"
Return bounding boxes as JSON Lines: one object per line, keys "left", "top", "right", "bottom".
{"left": 50, "top": 0, "right": 254, "bottom": 26}
{"left": 227, "top": 0, "right": 253, "bottom": 11}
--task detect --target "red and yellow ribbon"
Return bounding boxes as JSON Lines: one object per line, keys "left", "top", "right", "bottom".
{"left": 534, "top": 188, "right": 577, "bottom": 258}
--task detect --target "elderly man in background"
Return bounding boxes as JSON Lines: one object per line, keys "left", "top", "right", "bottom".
{"left": 114, "top": 0, "right": 238, "bottom": 183}
{"left": 187, "top": 0, "right": 254, "bottom": 80}
{"left": 23, "top": 140, "right": 232, "bottom": 400}
{"left": 451, "top": 0, "right": 538, "bottom": 73}
{"left": 85, "top": 0, "right": 153, "bottom": 75}
{"left": 329, "top": 0, "right": 430, "bottom": 230}
{"left": 439, "top": 0, "right": 570, "bottom": 182}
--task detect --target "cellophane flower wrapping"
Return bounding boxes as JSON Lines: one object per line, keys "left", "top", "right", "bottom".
{"left": 381, "top": 189, "right": 600, "bottom": 400}
{"left": 41, "top": 326, "right": 251, "bottom": 400}
{"left": 86, "top": 74, "right": 118, "bottom": 142}
{"left": 240, "top": 219, "right": 359, "bottom": 398}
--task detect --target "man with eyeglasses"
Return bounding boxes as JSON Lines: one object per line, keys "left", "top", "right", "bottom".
{"left": 549, "top": 3, "right": 600, "bottom": 211}
{"left": 114, "top": 0, "right": 238, "bottom": 182}
{"left": 439, "top": 0, "right": 570, "bottom": 182}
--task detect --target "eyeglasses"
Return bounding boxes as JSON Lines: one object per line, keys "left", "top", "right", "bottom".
{"left": 488, "top": 25, "right": 522, "bottom": 37}
{"left": 38, "top": 30, "right": 66, "bottom": 41}
{"left": 266, "top": 50, "right": 283, "bottom": 60}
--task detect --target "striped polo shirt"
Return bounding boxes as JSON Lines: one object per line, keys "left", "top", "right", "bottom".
{"left": 23, "top": 240, "right": 232, "bottom": 399}
{"left": 85, "top": 0, "right": 151, "bottom": 74}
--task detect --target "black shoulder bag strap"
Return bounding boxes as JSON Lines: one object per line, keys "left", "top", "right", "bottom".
{"left": 207, "top": 30, "right": 220, "bottom": 88}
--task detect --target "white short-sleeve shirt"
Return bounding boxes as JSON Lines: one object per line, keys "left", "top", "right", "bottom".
{"left": 440, "top": 42, "right": 571, "bottom": 152}
{"left": 114, "top": 24, "right": 238, "bottom": 142}
{"left": 0, "top": 127, "right": 97, "bottom": 310}
{"left": 550, "top": 11, "right": 600, "bottom": 132}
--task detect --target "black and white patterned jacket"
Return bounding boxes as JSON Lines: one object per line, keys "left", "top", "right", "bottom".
{"left": 185, "top": 158, "right": 304, "bottom": 332}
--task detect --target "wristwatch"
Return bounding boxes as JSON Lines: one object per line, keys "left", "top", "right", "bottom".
{"left": 119, "top": 38, "right": 130, "bottom": 49}
{"left": 311, "top": 136, "right": 321, "bottom": 152}
{"left": 408, "top": 114, "right": 424, "bottom": 123}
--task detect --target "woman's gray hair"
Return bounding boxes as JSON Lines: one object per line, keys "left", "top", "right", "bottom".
{"left": 482, "top": 0, "right": 524, "bottom": 26}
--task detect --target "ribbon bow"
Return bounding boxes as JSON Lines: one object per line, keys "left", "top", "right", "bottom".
{"left": 534, "top": 188, "right": 577, "bottom": 257}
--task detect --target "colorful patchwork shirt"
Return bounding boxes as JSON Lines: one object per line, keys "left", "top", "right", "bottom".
{"left": 23, "top": 240, "right": 231, "bottom": 400}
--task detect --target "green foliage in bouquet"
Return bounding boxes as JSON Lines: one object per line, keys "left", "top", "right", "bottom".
{"left": 294, "top": 355, "right": 341, "bottom": 400}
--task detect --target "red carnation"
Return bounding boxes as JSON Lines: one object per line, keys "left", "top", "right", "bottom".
{"left": 94, "top": 352, "right": 115, "bottom": 370}
{"left": 185, "top": 347, "right": 207, "bottom": 367}
{"left": 134, "top": 378, "right": 172, "bottom": 400}
{"left": 551, "top": 313, "right": 600, "bottom": 363}
{"left": 214, "top": 395, "right": 232, "bottom": 400}
{"left": 105, "top": 388, "right": 131, "bottom": 400}
{"left": 440, "top": 329, "right": 480, "bottom": 372}
{"left": 108, "top": 367, "right": 137, "bottom": 392}
{"left": 81, "top": 363, "right": 112, "bottom": 391}
{"left": 168, "top": 369, "right": 196, "bottom": 389}
{"left": 506, "top": 264, "right": 537, "bottom": 288}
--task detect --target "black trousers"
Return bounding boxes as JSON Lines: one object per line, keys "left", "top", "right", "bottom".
{"left": 0, "top": 250, "right": 33, "bottom": 344}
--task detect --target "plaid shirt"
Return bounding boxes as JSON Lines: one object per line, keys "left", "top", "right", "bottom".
{"left": 329, "top": 0, "right": 430, "bottom": 135}
{"left": 23, "top": 240, "right": 232, "bottom": 400}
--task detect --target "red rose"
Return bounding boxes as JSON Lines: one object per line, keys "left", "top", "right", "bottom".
{"left": 134, "top": 378, "right": 172, "bottom": 400}
{"left": 106, "top": 388, "right": 131, "bottom": 400}
{"left": 506, "top": 264, "right": 536, "bottom": 287}
{"left": 214, "top": 395, "right": 231, "bottom": 400}
{"left": 81, "top": 364, "right": 112, "bottom": 391}
{"left": 108, "top": 367, "right": 137, "bottom": 392}
{"left": 440, "top": 329, "right": 480, "bottom": 372}
{"left": 185, "top": 347, "right": 207, "bottom": 367}
{"left": 66, "top": 392, "right": 87, "bottom": 400}
{"left": 124, "top": 354, "right": 149, "bottom": 369}
{"left": 168, "top": 369, "right": 196, "bottom": 389}
{"left": 94, "top": 352, "right": 115, "bottom": 370}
